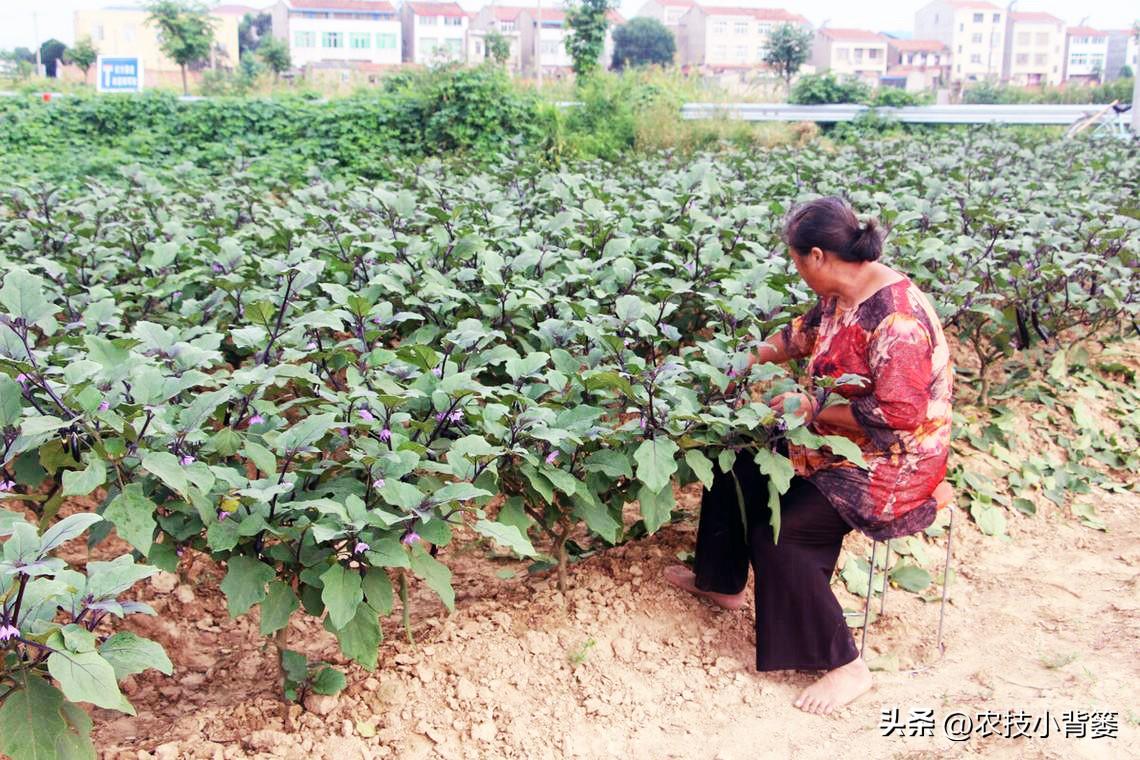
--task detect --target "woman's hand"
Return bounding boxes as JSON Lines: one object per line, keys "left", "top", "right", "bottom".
{"left": 771, "top": 392, "right": 816, "bottom": 423}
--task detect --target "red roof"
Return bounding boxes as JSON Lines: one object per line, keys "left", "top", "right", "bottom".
{"left": 406, "top": 2, "right": 466, "bottom": 17}
{"left": 1067, "top": 26, "right": 1107, "bottom": 37}
{"left": 1009, "top": 11, "right": 1062, "bottom": 25}
{"left": 211, "top": 4, "right": 260, "bottom": 14}
{"left": 608, "top": 10, "right": 625, "bottom": 23}
{"left": 657, "top": 0, "right": 696, "bottom": 6}
{"left": 889, "top": 38, "right": 948, "bottom": 51}
{"left": 289, "top": 0, "right": 397, "bottom": 10}
{"left": 818, "top": 28, "right": 885, "bottom": 42}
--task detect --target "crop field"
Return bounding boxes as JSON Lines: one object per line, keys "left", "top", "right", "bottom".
{"left": 1, "top": 126, "right": 1139, "bottom": 759}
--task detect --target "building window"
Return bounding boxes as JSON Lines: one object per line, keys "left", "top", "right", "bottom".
{"left": 501, "top": 20, "right": 515, "bottom": 32}
{"left": 419, "top": 15, "right": 437, "bottom": 25}
{"left": 972, "top": 13, "right": 983, "bottom": 22}
{"left": 94, "top": 24, "right": 104, "bottom": 41}
{"left": 446, "top": 37, "right": 463, "bottom": 54}
{"left": 836, "top": 46, "right": 849, "bottom": 61}
{"left": 295, "top": 30, "right": 316, "bottom": 47}
{"left": 444, "top": 16, "right": 462, "bottom": 26}
{"left": 957, "top": 45, "right": 962, "bottom": 53}
{"left": 1017, "top": 31, "right": 1030, "bottom": 45}
{"left": 1090, "top": 54, "right": 1104, "bottom": 68}
{"left": 1033, "top": 53, "right": 1046, "bottom": 65}
{"left": 376, "top": 33, "right": 396, "bottom": 49}
{"left": 868, "top": 48, "right": 880, "bottom": 60}
{"left": 475, "top": 40, "right": 483, "bottom": 56}
{"left": 970, "top": 53, "right": 982, "bottom": 63}
{"left": 350, "top": 32, "right": 370, "bottom": 49}
{"left": 322, "top": 31, "right": 343, "bottom": 48}
{"left": 1035, "top": 32, "right": 1049, "bottom": 46}
{"left": 853, "top": 48, "right": 864, "bottom": 63}
{"left": 992, "top": 13, "right": 1000, "bottom": 22}
{"left": 420, "top": 36, "right": 437, "bottom": 53}
{"left": 1015, "top": 52, "right": 1029, "bottom": 64}
{"left": 735, "top": 45, "right": 746, "bottom": 60}
{"left": 1070, "top": 53, "right": 1088, "bottom": 66}
{"left": 734, "top": 21, "right": 747, "bottom": 34}
{"left": 712, "top": 21, "right": 727, "bottom": 34}
{"left": 757, "top": 23, "right": 771, "bottom": 35}
{"left": 971, "top": 33, "right": 982, "bottom": 43}
{"left": 756, "top": 45, "right": 766, "bottom": 60}
{"left": 540, "top": 40, "right": 558, "bottom": 55}
{"left": 959, "top": 22, "right": 964, "bottom": 31}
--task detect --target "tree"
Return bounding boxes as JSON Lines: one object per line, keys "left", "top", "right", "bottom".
{"left": 565, "top": 0, "right": 613, "bottom": 78}
{"left": 239, "top": 11, "right": 272, "bottom": 57}
{"left": 1121, "top": 64, "right": 1134, "bottom": 79}
{"left": 764, "top": 23, "right": 813, "bottom": 90}
{"left": 39, "top": 39, "right": 68, "bottom": 78}
{"left": 145, "top": 0, "right": 216, "bottom": 95}
{"left": 66, "top": 36, "right": 99, "bottom": 83}
{"left": 610, "top": 17, "right": 674, "bottom": 70}
{"left": 484, "top": 30, "right": 510, "bottom": 65}
{"left": 257, "top": 35, "right": 291, "bottom": 81}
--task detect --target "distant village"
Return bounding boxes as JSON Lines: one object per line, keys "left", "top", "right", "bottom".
{"left": 52, "top": 1, "right": 1140, "bottom": 92}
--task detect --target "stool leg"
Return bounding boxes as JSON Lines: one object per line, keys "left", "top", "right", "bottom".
{"left": 880, "top": 539, "right": 891, "bottom": 615}
{"left": 860, "top": 540, "right": 878, "bottom": 659}
{"left": 937, "top": 508, "right": 955, "bottom": 652}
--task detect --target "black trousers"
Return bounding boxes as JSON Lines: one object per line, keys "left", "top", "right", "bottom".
{"left": 693, "top": 452, "right": 859, "bottom": 672}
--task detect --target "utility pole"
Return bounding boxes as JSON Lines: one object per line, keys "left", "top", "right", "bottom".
{"left": 535, "top": 0, "right": 543, "bottom": 89}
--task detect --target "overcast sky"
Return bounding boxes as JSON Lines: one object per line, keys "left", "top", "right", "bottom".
{"left": 1, "top": 0, "right": 1136, "bottom": 50}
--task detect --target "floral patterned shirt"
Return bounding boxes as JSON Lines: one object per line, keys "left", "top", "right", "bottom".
{"left": 780, "top": 277, "right": 953, "bottom": 540}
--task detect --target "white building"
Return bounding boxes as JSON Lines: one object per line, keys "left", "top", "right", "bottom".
{"left": 914, "top": 0, "right": 1005, "bottom": 83}
{"left": 1003, "top": 11, "right": 1064, "bottom": 86}
{"left": 467, "top": 5, "right": 525, "bottom": 71}
{"left": 635, "top": 0, "right": 696, "bottom": 35}
{"left": 402, "top": 2, "right": 469, "bottom": 65}
{"left": 885, "top": 38, "right": 951, "bottom": 91}
{"left": 1064, "top": 26, "right": 1109, "bottom": 82}
{"left": 812, "top": 28, "right": 888, "bottom": 84}
{"left": 1105, "top": 29, "right": 1138, "bottom": 81}
{"left": 270, "top": 0, "right": 402, "bottom": 68}
{"left": 676, "top": 6, "right": 811, "bottom": 70}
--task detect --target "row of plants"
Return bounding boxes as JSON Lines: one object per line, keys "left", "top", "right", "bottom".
{"left": 1, "top": 130, "right": 1137, "bottom": 758}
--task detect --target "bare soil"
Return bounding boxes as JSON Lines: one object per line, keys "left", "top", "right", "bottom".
{"left": 79, "top": 453, "right": 1138, "bottom": 760}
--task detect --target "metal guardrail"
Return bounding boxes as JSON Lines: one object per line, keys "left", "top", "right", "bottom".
{"left": 680, "top": 102, "right": 1121, "bottom": 125}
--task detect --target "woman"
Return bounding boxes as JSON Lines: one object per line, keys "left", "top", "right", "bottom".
{"left": 664, "top": 196, "right": 953, "bottom": 716}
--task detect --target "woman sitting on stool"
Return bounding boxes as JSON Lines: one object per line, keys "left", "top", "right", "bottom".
{"left": 665, "top": 196, "right": 953, "bottom": 716}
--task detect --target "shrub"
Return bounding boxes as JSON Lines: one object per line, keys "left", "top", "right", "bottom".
{"left": 789, "top": 73, "right": 871, "bottom": 105}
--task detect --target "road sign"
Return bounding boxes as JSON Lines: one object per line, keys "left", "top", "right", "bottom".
{"left": 96, "top": 56, "right": 144, "bottom": 93}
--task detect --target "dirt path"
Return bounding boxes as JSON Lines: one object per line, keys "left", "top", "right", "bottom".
{"left": 86, "top": 453, "right": 1138, "bottom": 760}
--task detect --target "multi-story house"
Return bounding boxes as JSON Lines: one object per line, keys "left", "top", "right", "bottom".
{"left": 402, "top": 2, "right": 468, "bottom": 65}
{"left": 811, "top": 28, "right": 888, "bottom": 84}
{"left": 884, "top": 38, "right": 951, "bottom": 90}
{"left": 633, "top": 0, "right": 693, "bottom": 62}
{"left": 467, "top": 6, "right": 526, "bottom": 70}
{"left": 1002, "top": 11, "right": 1064, "bottom": 86}
{"left": 270, "top": 0, "right": 401, "bottom": 68}
{"left": 520, "top": 7, "right": 574, "bottom": 75}
{"left": 914, "top": 0, "right": 1005, "bottom": 83}
{"left": 1063, "top": 26, "right": 1109, "bottom": 82}
{"left": 676, "top": 6, "right": 811, "bottom": 70}
{"left": 73, "top": 4, "right": 242, "bottom": 86}
{"left": 1104, "top": 29, "right": 1138, "bottom": 81}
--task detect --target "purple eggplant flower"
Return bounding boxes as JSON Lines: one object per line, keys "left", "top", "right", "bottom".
{"left": 402, "top": 531, "right": 420, "bottom": 546}
{"left": 15, "top": 374, "right": 28, "bottom": 386}
{"left": 249, "top": 414, "right": 265, "bottom": 425}
{"left": 639, "top": 416, "right": 648, "bottom": 430}
{"left": 726, "top": 367, "right": 737, "bottom": 378}
{"left": 435, "top": 411, "right": 447, "bottom": 422}
{"left": 338, "top": 427, "right": 349, "bottom": 437}
{"left": 358, "top": 408, "right": 375, "bottom": 422}
{"left": 545, "top": 451, "right": 559, "bottom": 464}
{"left": 306, "top": 341, "right": 317, "bottom": 351}
{"left": 372, "top": 316, "right": 384, "bottom": 324}
{"left": 448, "top": 410, "right": 462, "bottom": 423}
{"left": 372, "top": 477, "right": 386, "bottom": 489}
{"left": 172, "top": 290, "right": 183, "bottom": 299}
{"left": 98, "top": 400, "right": 110, "bottom": 411}
{"left": 684, "top": 262, "right": 696, "bottom": 275}
{"left": 0, "top": 480, "right": 14, "bottom": 492}
{"left": 175, "top": 546, "right": 185, "bottom": 557}
{"left": 353, "top": 541, "right": 370, "bottom": 554}
{"left": 210, "top": 263, "right": 224, "bottom": 274}
{"left": 218, "top": 511, "right": 232, "bottom": 521}
{"left": 180, "top": 455, "right": 195, "bottom": 466}
{"left": 0, "top": 624, "right": 19, "bottom": 642}
{"left": 432, "top": 367, "right": 443, "bottom": 378}
{"left": 379, "top": 427, "right": 392, "bottom": 442}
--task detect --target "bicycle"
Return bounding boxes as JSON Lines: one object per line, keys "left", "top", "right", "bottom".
{"left": 1064, "top": 100, "right": 1135, "bottom": 141}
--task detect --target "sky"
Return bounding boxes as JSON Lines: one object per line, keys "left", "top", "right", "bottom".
{"left": 1, "top": 0, "right": 1136, "bottom": 50}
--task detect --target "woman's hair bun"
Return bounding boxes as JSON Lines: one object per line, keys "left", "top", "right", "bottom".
{"left": 847, "top": 218, "right": 883, "bottom": 263}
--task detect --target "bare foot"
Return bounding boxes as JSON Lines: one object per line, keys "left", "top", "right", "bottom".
{"left": 793, "top": 657, "right": 873, "bottom": 716}
{"left": 662, "top": 565, "right": 747, "bottom": 611}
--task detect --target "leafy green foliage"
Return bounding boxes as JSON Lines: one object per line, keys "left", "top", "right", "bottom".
{"left": 763, "top": 23, "right": 813, "bottom": 87}
{"left": 144, "top": 0, "right": 217, "bottom": 94}
{"left": 566, "top": 0, "right": 614, "bottom": 78}
{"left": 962, "top": 77, "right": 1133, "bottom": 105}
{"left": 257, "top": 36, "right": 291, "bottom": 79}
{"left": 611, "top": 18, "right": 676, "bottom": 71}
{"left": 0, "top": 515, "right": 168, "bottom": 760}
{"left": 789, "top": 73, "right": 871, "bottom": 105}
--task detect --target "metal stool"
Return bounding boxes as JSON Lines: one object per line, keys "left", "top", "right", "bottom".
{"left": 859, "top": 482, "right": 956, "bottom": 658}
